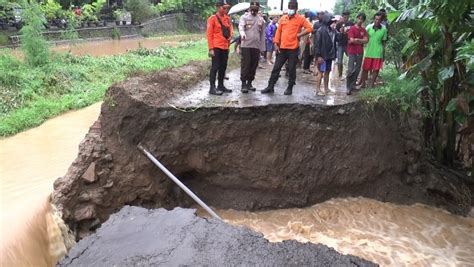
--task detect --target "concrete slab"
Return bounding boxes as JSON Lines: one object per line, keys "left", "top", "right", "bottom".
{"left": 171, "top": 64, "right": 357, "bottom": 108}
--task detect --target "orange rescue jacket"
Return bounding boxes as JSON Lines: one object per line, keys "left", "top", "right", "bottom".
{"left": 274, "top": 14, "right": 313, "bottom": 49}
{"left": 207, "top": 14, "right": 234, "bottom": 50}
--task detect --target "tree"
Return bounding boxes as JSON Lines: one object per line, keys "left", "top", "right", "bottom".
{"left": 394, "top": 0, "right": 473, "bottom": 167}
{"left": 20, "top": 0, "right": 50, "bottom": 67}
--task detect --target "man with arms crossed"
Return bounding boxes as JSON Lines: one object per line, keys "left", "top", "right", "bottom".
{"left": 359, "top": 12, "right": 387, "bottom": 88}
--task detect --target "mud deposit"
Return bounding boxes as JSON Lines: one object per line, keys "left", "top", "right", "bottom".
{"left": 59, "top": 206, "right": 375, "bottom": 266}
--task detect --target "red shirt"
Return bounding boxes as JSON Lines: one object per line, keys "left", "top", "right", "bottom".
{"left": 347, "top": 25, "right": 367, "bottom": 55}
{"left": 207, "top": 14, "right": 234, "bottom": 50}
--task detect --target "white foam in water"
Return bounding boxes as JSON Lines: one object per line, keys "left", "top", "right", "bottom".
{"left": 217, "top": 197, "right": 474, "bottom": 267}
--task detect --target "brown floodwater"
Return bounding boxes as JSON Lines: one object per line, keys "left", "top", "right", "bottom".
{"left": 1, "top": 101, "right": 473, "bottom": 266}
{"left": 52, "top": 34, "right": 204, "bottom": 57}
{"left": 0, "top": 103, "right": 102, "bottom": 241}
{"left": 213, "top": 198, "right": 474, "bottom": 267}
{"left": 8, "top": 34, "right": 204, "bottom": 57}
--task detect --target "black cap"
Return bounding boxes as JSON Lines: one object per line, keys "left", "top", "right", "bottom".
{"left": 215, "top": 0, "right": 229, "bottom": 7}
{"left": 250, "top": 1, "right": 260, "bottom": 7}
{"left": 288, "top": 0, "right": 298, "bottom": 9}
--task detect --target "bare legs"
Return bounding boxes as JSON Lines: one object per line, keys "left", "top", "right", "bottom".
{"left": 359, "top": 70, "right": 380, "bottom": 88}
{"left": 314, "top": 68, "right": 331, "bottom": 95}
{"left": 266, "top": 51, "right": 273, "bottom": 65}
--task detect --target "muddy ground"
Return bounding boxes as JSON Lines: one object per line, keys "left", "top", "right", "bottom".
{"left": 53, "top": 60, "right": 471, "bottom": 242}
{"left": 59, "top": 206, "right": 376, "bottom": 266}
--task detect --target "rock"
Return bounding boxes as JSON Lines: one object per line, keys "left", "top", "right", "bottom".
{"left": 337, "top": 108, "right": 345, "bottom": 115}
{"left": 97, "top": 168, "right": 110, "bottom": 179}
{"left": 81, "top": 163, "right": 97, "bottom": 184}
{"left": 78, "top": 188, "right": 104, "bottom": 205}
{"left": 103, "top": 180, "right": 114, "bottom": 189}
{"left": 74, "top": 205, "right": 96, "bottom": 221}
{"left": 104, "top": 154, "right": 113, "bottom": 162}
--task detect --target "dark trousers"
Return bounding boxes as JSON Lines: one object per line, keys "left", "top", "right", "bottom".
{"left": 210, "top": 48, "right": 229, "bottom": 86}
{"left": 240, "top": 47, "right": 260, "bottom": 82}
{"left": 269, "top": 49, "right": 298, "bottom": 86}
{"left": 303, "top": 43, "right": 313, "bottom": 70}
{"left": 346, "top": 53, "right": 363, "bottom": 91}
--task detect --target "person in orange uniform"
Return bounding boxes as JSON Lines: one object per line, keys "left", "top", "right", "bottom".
{"left": 207, "top": 0, "right": 234, "bottom": 95}
{"left": 261, "top": 0, "right": 313, "bottom": 95}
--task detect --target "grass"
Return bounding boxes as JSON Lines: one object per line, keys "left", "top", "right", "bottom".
{"left": 359, "top": 66, "right": 423, "bottom": 114}
{"left": 0, "top": 39, "right": 209, "bottom": 137}
{"left": 0, "top": 32, "right": 10, "bottom": 46}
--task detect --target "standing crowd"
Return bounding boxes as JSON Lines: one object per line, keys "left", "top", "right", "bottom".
{"left": 206, "top": 0, "right": 388, "bottom": 96}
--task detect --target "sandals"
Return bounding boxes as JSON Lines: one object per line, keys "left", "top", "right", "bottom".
{"left": 317, "top": 91, "right": 326, "bottom": 96}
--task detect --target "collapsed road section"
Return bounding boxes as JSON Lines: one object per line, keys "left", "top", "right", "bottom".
{"left": 52, "top": 61, "right": 471, "bottom": 243}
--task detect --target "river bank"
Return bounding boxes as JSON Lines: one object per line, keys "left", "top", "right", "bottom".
{"left": 0, "top": 38, "right": 208, "bottom": 137}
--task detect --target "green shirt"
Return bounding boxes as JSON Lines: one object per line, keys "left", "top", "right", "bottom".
{"left": 364, "top": 24, "right": 387, "bottom": 59}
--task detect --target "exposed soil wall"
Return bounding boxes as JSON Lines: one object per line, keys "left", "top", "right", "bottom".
{"left": 52, "top": 61, "right": 471, "bottom": 239}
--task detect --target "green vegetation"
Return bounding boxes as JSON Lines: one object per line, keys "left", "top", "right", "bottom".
{"left": 0, "top": 32, "right": 9, "bottom": 46}
{"left": 124, "top": 0, "right": 152, "bottom": 24}
{"left": 359, "top": 66, "right": 422, "bottom": 113}
{"left": 0, "top": 40, "right": 208, "bottom": 137}
{"left": 20, "top": 1, "right": 50, "bottom": 67}
{"left": 337, "top": 0, "right": 473, "bottom": 171}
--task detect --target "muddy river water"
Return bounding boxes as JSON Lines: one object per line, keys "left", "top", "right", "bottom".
{"left": 1, "top": 102, "right": 473, "bottom": 266}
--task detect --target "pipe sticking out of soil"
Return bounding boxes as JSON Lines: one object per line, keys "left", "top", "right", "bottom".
{"left": 138, "top": 144, "right": 222, "bottom": 221}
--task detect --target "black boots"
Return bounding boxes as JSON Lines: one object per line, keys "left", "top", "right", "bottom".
{"left": 218, "top": 84, "right": 232, "bottom": 93}
{"left": 284, "top": 84, "right": 294, "bottom": 95}
{"left": 241, "top": 81, "right": 248, "bottom": 93}
{"left": 241, "top": 81, "right": 256, "bottom": 93}
{"left": 247, "top": 81, "right": 256, "bottom": 91}
{"left": 261, "top": 83, "right": 275, "bottom": 94}
{"left": 209, "top": 84, "right": 223, "bottom": 95}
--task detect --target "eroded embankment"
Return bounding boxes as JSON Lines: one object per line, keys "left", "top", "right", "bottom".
{"left": 52, "top": 62, "right": 471, "bottom": 239}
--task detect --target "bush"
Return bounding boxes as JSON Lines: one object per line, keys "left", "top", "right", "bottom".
{"left": 40, "top": 0, "right": 62, "bottom": 21}
{"left": 359, "top": 66, "right": 423, "bottom": 114}
{"left": 124, "top": 0, "right": 152, "bottom": 24}
{"left": 20, "top": 1, "right": 50, "bottom": 67}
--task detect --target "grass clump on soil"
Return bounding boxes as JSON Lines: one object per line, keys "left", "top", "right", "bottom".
{"left": 359, "top": 66, "right": 422, "bottom": 114}
{"left": 0, "top": 32, "right": 10, "bottom": 46}
{"left": 0, "top": 40, "right": 209, "bottom": 137}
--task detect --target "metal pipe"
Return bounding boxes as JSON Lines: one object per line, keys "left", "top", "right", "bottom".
{"left": 137, "top": 144, "right": 222, "bottom": 221}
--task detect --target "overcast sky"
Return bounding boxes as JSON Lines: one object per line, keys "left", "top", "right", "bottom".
{"left": 267, "top": 0, "right": 336, "bottom": 12}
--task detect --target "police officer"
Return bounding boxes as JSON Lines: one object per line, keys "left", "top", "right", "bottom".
{"left": 206, "top": 0, "right": 233, "bottom": 95}
{"left": 239, "top": 1, "right": 266, "bottom": 93}
{"left": 261, "top": 0, "right": 313, "bottom": 95}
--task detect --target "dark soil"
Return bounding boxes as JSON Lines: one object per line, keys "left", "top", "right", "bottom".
{"left": 58, "top": 206, "right": 377, "bottom": 266}
{"left": 52, "top": 61, "right": 472, "bottom": 242}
